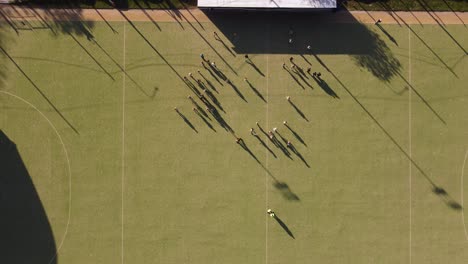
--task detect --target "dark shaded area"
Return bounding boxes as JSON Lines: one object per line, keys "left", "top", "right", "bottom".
{"left": 0, "top": 130, "right": 58, "bottom": 264}
{"left": 175, "top": 109, "right": 198, "bottom": 133}
{"left": 273, "top": 214, "right": 295, "bottom": 239}
{"left": 204, "top": 9, "right": 402, "bottom": 81}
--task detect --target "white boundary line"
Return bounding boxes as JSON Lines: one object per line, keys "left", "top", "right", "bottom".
{"left": 121, "top": 21, "right": 126, "bottom": 264}
{"left": 0, "top": 91, "right": 72, "bottom": 264}
{"left": 408, "top": 26, "right": 412, "bottom": 264}
{"left": 265, "top": 22, "right": 270, "bottom": 264}
{"left": 461, "top": 149, "right": 468, "bottom": 241}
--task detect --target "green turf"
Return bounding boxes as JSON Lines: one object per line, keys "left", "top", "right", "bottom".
{"left": 0, "top": 14, "right": 467, "bottom": 264}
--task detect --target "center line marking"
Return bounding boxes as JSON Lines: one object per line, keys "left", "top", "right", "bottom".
{"left": 408, "top": 26, "right": 412, "bottom": 264}
{"left": 121, "top": 21, "right": 126, "bottom": 264}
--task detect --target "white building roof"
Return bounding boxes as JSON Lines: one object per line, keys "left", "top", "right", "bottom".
{"left": 198, "top": 0, "right": 336, "bottom": 8}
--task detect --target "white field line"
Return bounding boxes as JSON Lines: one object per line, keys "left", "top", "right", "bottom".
{"left": 121, "top": 21, "right": 126, "bottom": 264}
{"left": 461, "top": 150, "right": 468, "bottom": 241}
{"left": 408, "top": 26, "right": 412, "bottom": 264}
{"left": 0, "top": 91, "right": 72, "bottom": 264}
{"left": 265, "top": 22, "right": 270, "bottom": 264}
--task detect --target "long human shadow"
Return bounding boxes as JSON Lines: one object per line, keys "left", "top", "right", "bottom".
{"left": 246, "top": 60, "right": 265, "bottom": 76}
{"left": 177, "top": 0, "right": 205, "bottom": 30}
{"left": 394, "top": 14, "right": 459, "bottom": 77}
{"left": 416, "top": 0, "right": 467, "bottom": 54}
{"left": 276, "top": 131, "right": 310, "bottom": 167}
{"left": 254, "top": 134, "right": 277, "bottom": 158}
{"left": 134, "top": 0, "right": 162, "bottom": 31}
{"left": 0, "top": 47, "right": 79, "bottom": 134}
{"left": 193, "top": 108, "right": 216, "bottom": 132}
{"left": 325, "top": 67, "right": 461, "bottom": 210}
{"left": 172, "top": 0, "right": 238, "bottom": 75}
{"left": 204, "top": 9, "right": 402, "bottom": 82}
{"left": 394, "top": 71, "right": 446, "bottom": 124}
{"left": 284, "top": 66, "right": 305, "bottom": 89}
{"left": 0, "top": 130, "right": 58, "bottom": 264}
{"left": 69, "top": 34, "right": 114, "bottom": 80}
{"left": 258, "top": 125, "right": 292, "bottom": 159}
{"left": 227, "top": 81, "right": 247, "bottom": 102}
{"left": 199, "top": 72, "right": 219, "bottom": 93}
{"left": 0, "top": 8, "right": 19, "bottom": 34}
{"left": 202, "top": 85, "right": 225, "bottom": 112}
{"left": 288, "top": 100, "right": 309, "bottom": 122}
{"left": 314, "top": 53, "right": 445, "bottom": 124}
{"left": 312, "top": 75, "right": 339, "bottom": 99}
{"left": 287, "top": 142, "right": 310, "bottom": 168}
{"left": 215, "top": 36, "right": 236, "bottom": 57}
{"left": 118, "top": 10, "right": 188, "bottom": 86}
{"left": 284, "top": 123, "right": 307, "bottom": 146}
{"left": 203, "top": 63, "right": 223, "bottom": 85}
{"left": 93, "top": 8, "right": 118, "bottom": 33}
{"left": 91, "top": 39, "right": 158, "bottom": 98}
{"left": 188, "top": 96, "right": 211, "bottom": 120}
{"left": 440, "top": 0, "right": 466, "bottom": 27}
{"left": 207, "top": 105, "right": 234, "bottom": 133}
{"left": 161, "top": 0, "right": 186, "bottom": 30}
{"left": 246, "top": 80, "right": 266, "bottom": 102}
{"left": 272, "top": 214, "right": 295, "bottom": 239}
{"left": 293, "top": 67, "right": 314, "bottom": 89}
{"left": 176, "top": 110, "right": 198, "bottom": 133}
{"left": 376, "top": 24, "right": 399, "bottom": 46}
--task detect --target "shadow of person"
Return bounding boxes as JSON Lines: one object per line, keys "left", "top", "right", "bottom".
{"left": 0, "top": 130, "right": 57, "bottom": 264}
{"left": 288, "top": 100, "right": 309, "bottom": 122}
{"left": 175, "top": 110, "right": 198, "bottom": 133}
{"left": 312, "top": 75, "right": 339, "bottom": 99}
{"left": 272, "top": 213, "right": 295, "bottom": 239}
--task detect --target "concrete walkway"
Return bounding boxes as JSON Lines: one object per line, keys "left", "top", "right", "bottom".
{"left": 0, "top": 4, "right": 467, "bottom": 24}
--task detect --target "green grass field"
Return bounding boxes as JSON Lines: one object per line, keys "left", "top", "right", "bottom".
{"left": 0, "top": 11, "right": 467, "bottom": 264}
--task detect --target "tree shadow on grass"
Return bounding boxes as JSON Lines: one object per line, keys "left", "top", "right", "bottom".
{"left": 204, "top": 9, "right": 402, "bottom": 82}
{"left": 0, "top": 130, "right": 57, "bottom": 264}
